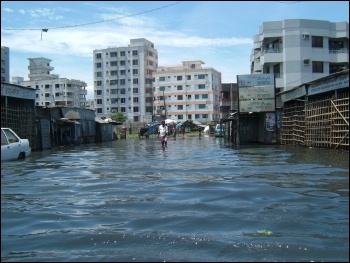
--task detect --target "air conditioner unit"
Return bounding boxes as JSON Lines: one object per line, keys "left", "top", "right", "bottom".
{"left": 302, "top": 34, "right": 310, "bottom": 40}
{"left": 303, "top": 58, "right": 310, "bottom": 65}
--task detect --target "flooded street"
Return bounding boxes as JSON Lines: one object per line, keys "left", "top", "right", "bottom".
{"left": 1, "top": 136, "right": 349, "bottom": 262}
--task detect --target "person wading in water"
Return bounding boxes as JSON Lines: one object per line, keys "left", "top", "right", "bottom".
{"left": 158, "top": 120, "right": 168, "bottom": 147}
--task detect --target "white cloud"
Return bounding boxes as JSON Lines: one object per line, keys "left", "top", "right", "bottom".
{"left": 3, "top": 8, "right": 13, "bottom": 12}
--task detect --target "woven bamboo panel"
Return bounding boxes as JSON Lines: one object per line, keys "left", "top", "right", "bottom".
{"left": 1, "top": 98, "right": 36, "bottom": 149}
{"left": 280, "top": 101, "right": 305, "bottom": 146}
{"left": 305, "top": 97, "right": 332, "bottom": 148}
{"left": 330, "top": 91, "right": 349, "bottom": 150}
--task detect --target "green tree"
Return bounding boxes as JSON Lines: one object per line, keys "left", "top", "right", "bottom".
{"left": 110, "top": 112, "right": 127, "bottom": 123}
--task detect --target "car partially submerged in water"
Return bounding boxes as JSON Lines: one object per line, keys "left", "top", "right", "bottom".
{"left": 1, "top": 128, "right": 31, "bottom": 161}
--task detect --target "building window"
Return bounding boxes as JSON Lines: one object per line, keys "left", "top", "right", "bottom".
{"left": 120, "top": 79, "right": 126, "bottom": 85}
{"left": 121, "top": 98, "right": 126, "bottom": 103}
{"left": 111, "top": 70, "right": 118, "bottom": 76}
{"left": 133, "top": 88, "right": 139, "bottom": 94}
{"left": 111, "top": 89, "right": 118, "bottom": 94}
{"left": 133, "top": 69, "right": 138, "bottom": 74}
{"left": 312, "top": 61, "right": 324, "bottom": 73}
{"left": 159, "top": 77, "right": 165, "bottom": 81}
{"left": 121, "top": 107, "right": 126, "bottom": 112}
{"left": 132, "top": 50, "right": 138, "bottom": 56}
{"left": 178, "top": 95, "right": 183, "bottom": 100}
{"left": 96, "top": 99, "right": 102, "bottom": 104}
{"left": 96, "top": 72, "right": 102, "bottom": 77}
{"left": 312, "top": 36, "right": 323, "bottom": 48}
{"left": 178, "top": 105, "right": 183, "bottom": 110}
{"left": 186, "top": 75, "right": 191, "bottom": 80}
{"left": 177, "top": 76, "right": 183, "bottom": 81}
{"left": 198, "top": 74, "right": 205, "bottom": 79}
{"left": 177, "top": 85, "right": 183, "bottom": 90}
{"left": 96, "top": 90, "right": 102, "bottom": 95}
{"left": 120, "top": 70, "right": 126, "bottom": 75}
{"left": 120, "top": 88, "right": 126, "bottom": 94}
{"left": 178, "top": 115, "right": 184, "bottom": 120}
{"left": 198, "top": 84, "right": 205, "bottom": 89}
{"left": 120, "top": 51, "right": 125, "bottom": 56}
{"left": 132, "top": 59, "right": 138, "bottom": 66}
{"left": 120, "top": 60, "right": 126, "bottom": 66}
{"left": 199, "top": 104, "right": 206, "bottom": 109}
{"left": 133, "top": 78, "right": 138, "bottom": 84}
{"left": 96, "top": 63, "right": 102, "bottom": 68}
{"left": 96, "top": 81, "right": 102, "bottom": 86}
{"left": 96, "top": 53, "right": 102, "bottom": 59}
{"left": 110, "top": 61, "right": 118, "bottom": 66}
{"left": 110, "top": 80, "right": 118, "bottom": 85}
{"left": 202, "top": 94, "right": 208, "bottom": 99}
{"left": 133, "top": 97, "right": 139, "bottom": 103}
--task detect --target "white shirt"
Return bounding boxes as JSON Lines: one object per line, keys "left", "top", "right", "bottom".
{"left": 159, "top": 125, "right": 168, "bottom": 137}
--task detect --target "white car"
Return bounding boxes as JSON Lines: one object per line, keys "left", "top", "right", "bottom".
{"left": 1, "top": 128, "right": 31, "bottom": 161}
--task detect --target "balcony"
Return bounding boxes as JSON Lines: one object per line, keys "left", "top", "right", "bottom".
{"left": 260, "top": 48, "right": 283, "bottom": 65}
{"left": 329, "top": 48, "right": 349, "bottom": 63}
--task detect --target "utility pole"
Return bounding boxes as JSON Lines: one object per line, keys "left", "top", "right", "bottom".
{"left": 163, "top": 89, "right": 166, "bottom": 118}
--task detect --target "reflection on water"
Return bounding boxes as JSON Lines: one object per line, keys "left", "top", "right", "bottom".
{"left": 1, "top": 136, "right": 349, "bottom": 262}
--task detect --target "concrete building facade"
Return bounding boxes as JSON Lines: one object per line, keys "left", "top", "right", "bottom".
{"left": 1, "top": 46, "right": 10, "bottom": 83}
{"left": 251, "top": 19, "right": 349, "bottom": 93}
{"left": 17, "top": 58, "right": 87, "bottom": 108}
{"left": 153, "top": 60, "right": 221, "bottom": 123}
{"left": 93, "top": 38, "right": 158, "bottom": 122}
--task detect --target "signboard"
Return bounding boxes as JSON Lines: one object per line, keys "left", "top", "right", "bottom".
{"left": 1, "top": 83, "right": 36, "bottom": 100}
{"left": 308, "top": 74, "right": 349, "bottom": 95}
{"left": 239, "top": 98, "right": 275, "bottom": 112}
{"left": 237, "top": 74, "right": 276, "bottom": 113}
{"left": 237, "top": 74, "right": 275, "bottom": 87}
{"left": 281, "top": 85, "right": 307, "bottom": 102}
{"left": 239, "top": 85, "right": 275, "bottom": 100}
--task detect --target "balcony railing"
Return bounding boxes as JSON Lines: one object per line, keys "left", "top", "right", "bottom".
{"left": 329, "top": 48, "right": 347, "bottom": 54}
{"left": 263, "top": 48, "right": 283, "bottom": 54}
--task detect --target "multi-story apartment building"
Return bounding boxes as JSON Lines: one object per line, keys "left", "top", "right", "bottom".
{"left": 1, "top": 46, "right": 10, "bottom": 83}
{"left": 153, "top": 60, "right": 221, "bottom": 123}
{"left": 93, "top": 38, "right": 158, "bottom": 122}
{"left": 18, "top": 58, "right": 87, "bottom": 108}
{"left": 251, "top": 19, "right": 349, "bottom": 92}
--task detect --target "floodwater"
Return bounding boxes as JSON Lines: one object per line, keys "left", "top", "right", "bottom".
{"left": 1, "top": 135, "right": 349, "bottom": 262}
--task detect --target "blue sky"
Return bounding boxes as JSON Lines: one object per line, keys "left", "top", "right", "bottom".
{"left": 1, "top": 1, "right": 349, "bottom": 99}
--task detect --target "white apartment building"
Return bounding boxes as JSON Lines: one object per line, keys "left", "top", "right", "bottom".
{"left": 18, "top": 58, "right": 87, "bottom": 108}
{"left": 1, "top": 46, "right": 10, "bottom": 83}
{"left": 93, "top": 38, "right": 158, "bottom": 122}
{"left": 251, "top": 19, "right": 349, "bottom": 92}
{"left": 153, "top": 60, "right": 222, "bottom": 123}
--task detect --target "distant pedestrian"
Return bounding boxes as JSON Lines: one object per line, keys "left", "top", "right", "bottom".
{"left": 199, "top": 128, "right": 202, "bottom": 140}
{"left": 181, "top": 126, "right": 185, "bottom": 138}
{"left": 173, "top": 127, "right": 177, "bottom": 139}
{"left": 63, "top": 132, "right": 72, "bottom": 146}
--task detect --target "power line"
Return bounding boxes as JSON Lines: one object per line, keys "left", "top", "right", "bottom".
{"left": 3, "top": 1, "right": 183, "bottom": 31}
